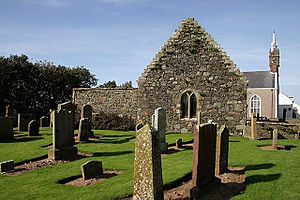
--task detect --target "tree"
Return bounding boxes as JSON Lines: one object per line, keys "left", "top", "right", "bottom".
{"left": 98, "top": 80, "right": 117, "bottom": 88}
{"left": 0, "top": 55, "right": 97, "bottom": 115}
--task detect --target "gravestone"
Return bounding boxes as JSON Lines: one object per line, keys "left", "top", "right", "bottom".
{"left": 215, "top": 125, "right": 229, "bottom": 176}
{"left": 78, "top": 118, "right": 89, "bottom": 142}
{"left": 5, "top": 104, "right": 13, "bottom": 117}
{"left": 272, "top": 129, "right": 278, "bottom": 149}
{"left": 48, "top": 109, "right": 78, "bottom": 160}
{"left": 17, "top": 114, "right": 35, "bottom": 132}
{"left": 133, "top": 124, "right": 163, "bottom": 200}
{"left": 176, "top": 138, "right": 183, "bottom": 149}
{"left": 0, "top": 160, "right": 14, "bottom": 173}
{"left": 80, "top": 104, "right": 93, "bottom": 137}
{"left": 50, "top": 109, "right": 54, "bottom": 127}
{"left": 81, "top": 104, "right": 92, "bottom": 119}
{"left": 40, "top": 116, "right": 49, "bottom": 127}
{"left": 251, "top": 113, "right": 257, "bottom": 140}
{"left": 187, "top": 123, "right": 220, "bottom": 198}
{"left": 28, "top": 120, "right": 39, "bottom": 136}
{"left": 0, "top": 117, "right": 14, "bottom": 141}
{"left": 153, "top": 107, "right": 168, "bottom": 152}
{"left": 58, "top": 101, "right": 77, "bottom": 112}
{"left": 81, "top": 161, "right": 103, "bottom": 180}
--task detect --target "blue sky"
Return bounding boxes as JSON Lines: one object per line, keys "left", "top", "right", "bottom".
{"left": 0, "top": 0, "right": 299, "bottom": 101}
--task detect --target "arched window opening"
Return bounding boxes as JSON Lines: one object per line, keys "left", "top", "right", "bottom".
{"left": 180, "top": 92, "right": 197, "bottom": 119}
{"left": 250, "top": 95, "right": 261, "bottom": 116}
{"left": 181, "top": 93, "right": 188, "bottom": 118}
{"left": 190, "top": 94, "right": 197, "bottom": 118}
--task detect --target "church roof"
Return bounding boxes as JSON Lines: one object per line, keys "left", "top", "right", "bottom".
{"left": 243, "top": 71, "right": 275, "bottom": 88}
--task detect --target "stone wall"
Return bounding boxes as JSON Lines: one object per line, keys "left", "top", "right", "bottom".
{"left": 72, "top": 88, "right": 138, "bottom": 119}
{"left": 256, "top": 121, "right": 299, "bottom": 139}
{"left": 137, "top": 18, "right": 247, "bottom": 133}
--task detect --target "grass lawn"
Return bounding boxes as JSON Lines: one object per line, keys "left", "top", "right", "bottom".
{"left": 0, "top": 128, "right": 299, "bottom": 199}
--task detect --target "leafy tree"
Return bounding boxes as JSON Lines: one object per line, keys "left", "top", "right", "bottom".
{"left": 98, "top": 80, "right": 117, "bottom": 88}
{"left": 0, "top": 55, "right": 97, "bottom": 115}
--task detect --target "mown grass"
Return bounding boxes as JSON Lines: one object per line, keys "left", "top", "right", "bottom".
{"left": 0, "top": 128, "right": 299, "bottom": 199}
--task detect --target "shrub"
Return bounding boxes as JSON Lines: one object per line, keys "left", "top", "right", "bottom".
{"left": 92, "top": 112, "right": 135, "bottom": 131}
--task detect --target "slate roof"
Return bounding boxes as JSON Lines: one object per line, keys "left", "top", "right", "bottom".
{"left": 243, "top": 71, "right": 275, "bottom": 88}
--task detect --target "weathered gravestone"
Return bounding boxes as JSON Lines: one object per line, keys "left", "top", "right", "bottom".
{"left": 40, "top": 116, "right": 50, "bottom": 127}
{"left": 215, "top": 125, "right": 229, "bottom": 176}
{"left": 153, "top": 107, "right": 168, "bottom": 152}
{"left": 48, "top": 109, "right": 78, "bottom": 160}
{"left": 133, "top": 124, "right": 163, "bottom": 200}
{"left": 272, "top": 128, "right": 278, "bottom": 150}
{"left": 81, "top": 160, "right": 103, "bottom": 180}
{"left": 187, "top": 123, "right": 220, "bottom": 198}
{"left": 0, "top": 160, "right": 14, "bottom": 173}
{"left": 78, "top": 118, "right": 89, "bottom": 142}
{"left": 18, "top": 114, "right": 35, "bottom": 132}
{"left": 176, "top": 138, "right": 183, "bottom": 149}
{"left": 80, "top": 104, "right": 93, "bottom": 137}
{"left": 251, "top": 113, "right": 257, "bottom": 140}
{"left": 5, "top": 104, "right": 13, "bottom": 118}
{"left": 28, "top": 120, "right": 39, "bottom": 136}
{"left": 0, "top": 117, "right": 14, "bottom": 141}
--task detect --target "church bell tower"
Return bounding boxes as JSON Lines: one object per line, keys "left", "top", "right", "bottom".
{"left": 269, "top": 31, "right": 280, "bottom": 73}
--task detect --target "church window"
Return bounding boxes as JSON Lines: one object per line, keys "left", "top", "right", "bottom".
{"left": 250, "top": 95, "right": 261, "bottom": 116}
{"left": 180, "top": 92, "right": 197, "bottom": 119}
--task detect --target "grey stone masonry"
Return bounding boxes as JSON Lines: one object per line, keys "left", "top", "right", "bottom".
{"left": 215, "top": 125, "right": 229, "bottom": 176}
{"left": 48, "top": 109, "right": 78, "bottom": 160}
{"left": 138, "top": 18, "right": 247, "bottom": 133}
{"left": 0, "top": 160, "right": 14, "bottom": 173}
{"left": 153, "top": 107, "right": 168, "bottom": 152}
{"left": 188, "top": 123, "right": 220, "bottom": 198}
{"left": 81, "top": 161, "right": 103, "bottom": 180}
{"left": 28, "top": 120, "right": 39, "bottom": 136}
{"left": 133, "top": 124, "right": 163, "bottom": 200}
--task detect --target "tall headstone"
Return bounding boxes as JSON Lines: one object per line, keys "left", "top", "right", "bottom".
{"left": 28, "top": 120, "right": 39, "bottom": 136}
{"left": 5, "top": 105, "right": 13, "bottom": 118}
{"left": 188, "top": 123, "right": 220, "bottom": 198}
{"left": 176, "top": 138, "right": 183, "bottom": 149}
{"left": 215, "top": 125, "right": 229, "bottom": 176}
{"left": 0, "top": 117, "right": 14, "bottom": 141}
{"left": 40, "top": 116, "right": 49, "bottom": 127}
{"left": 251, "top": 113, "right": 257, "bottom": 140}
{"left": 17, "top": 114, "right": 34, "bottom": 132}
{"left": 80, "top": 104, "right": 93, "bottom": 137}
{"left": 78, "top": 118, "right": 89, "bottom": 142}
{"left": 153, "top": 107, "right": 168, "bottom": 152}
{"left": 272, "top": 129, "right": 278, "bottom": 150}
{"left": 133, "top": 124, "right": 163, "bottom": 200}
{"left": 50, "top": 109, "right": 54, "bottom": 127}
{"left": 81, "top": 104, "right": 92, "bottom": 119}
{"left": 48, "top": 109, "right": 78, "bottom": 160}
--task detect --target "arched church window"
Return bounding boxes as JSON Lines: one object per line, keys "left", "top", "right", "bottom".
{"left": 250, "top": 95, "right": 261, "bottom": 116}
{"left": 190, "top": 94, "right": 197, "bottom": 118}
{"left": 180, "top": 92, "right": 197, "bottom": 119}
{"left": 181, "top": 93, "right": 188, "bottom": 118}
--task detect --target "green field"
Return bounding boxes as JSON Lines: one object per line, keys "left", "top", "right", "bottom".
{"left": 0, "top": 128, "right": 299, "bottom": 199}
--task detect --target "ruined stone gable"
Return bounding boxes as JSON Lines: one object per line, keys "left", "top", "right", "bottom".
{"left": 137, "top": 18, "right": 247, "bottom": 133}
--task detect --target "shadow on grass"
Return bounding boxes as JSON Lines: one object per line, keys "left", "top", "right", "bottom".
{"left": 229, "top": 140, "right": 240, "bottom": 143}
{"left": 245, "top": 163, "right": 275, "bottom": 171}
{"left": 93, "top": 150, "right": 133, "bottom": 157}
{"left": 246, "top": 173, "right": 282, "bottom": 185}
{"left": 0, "top": 136, "right": 44, "bottom": 143}
{"left": 102, "top": 134, "right": 134, "bottom": 138}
